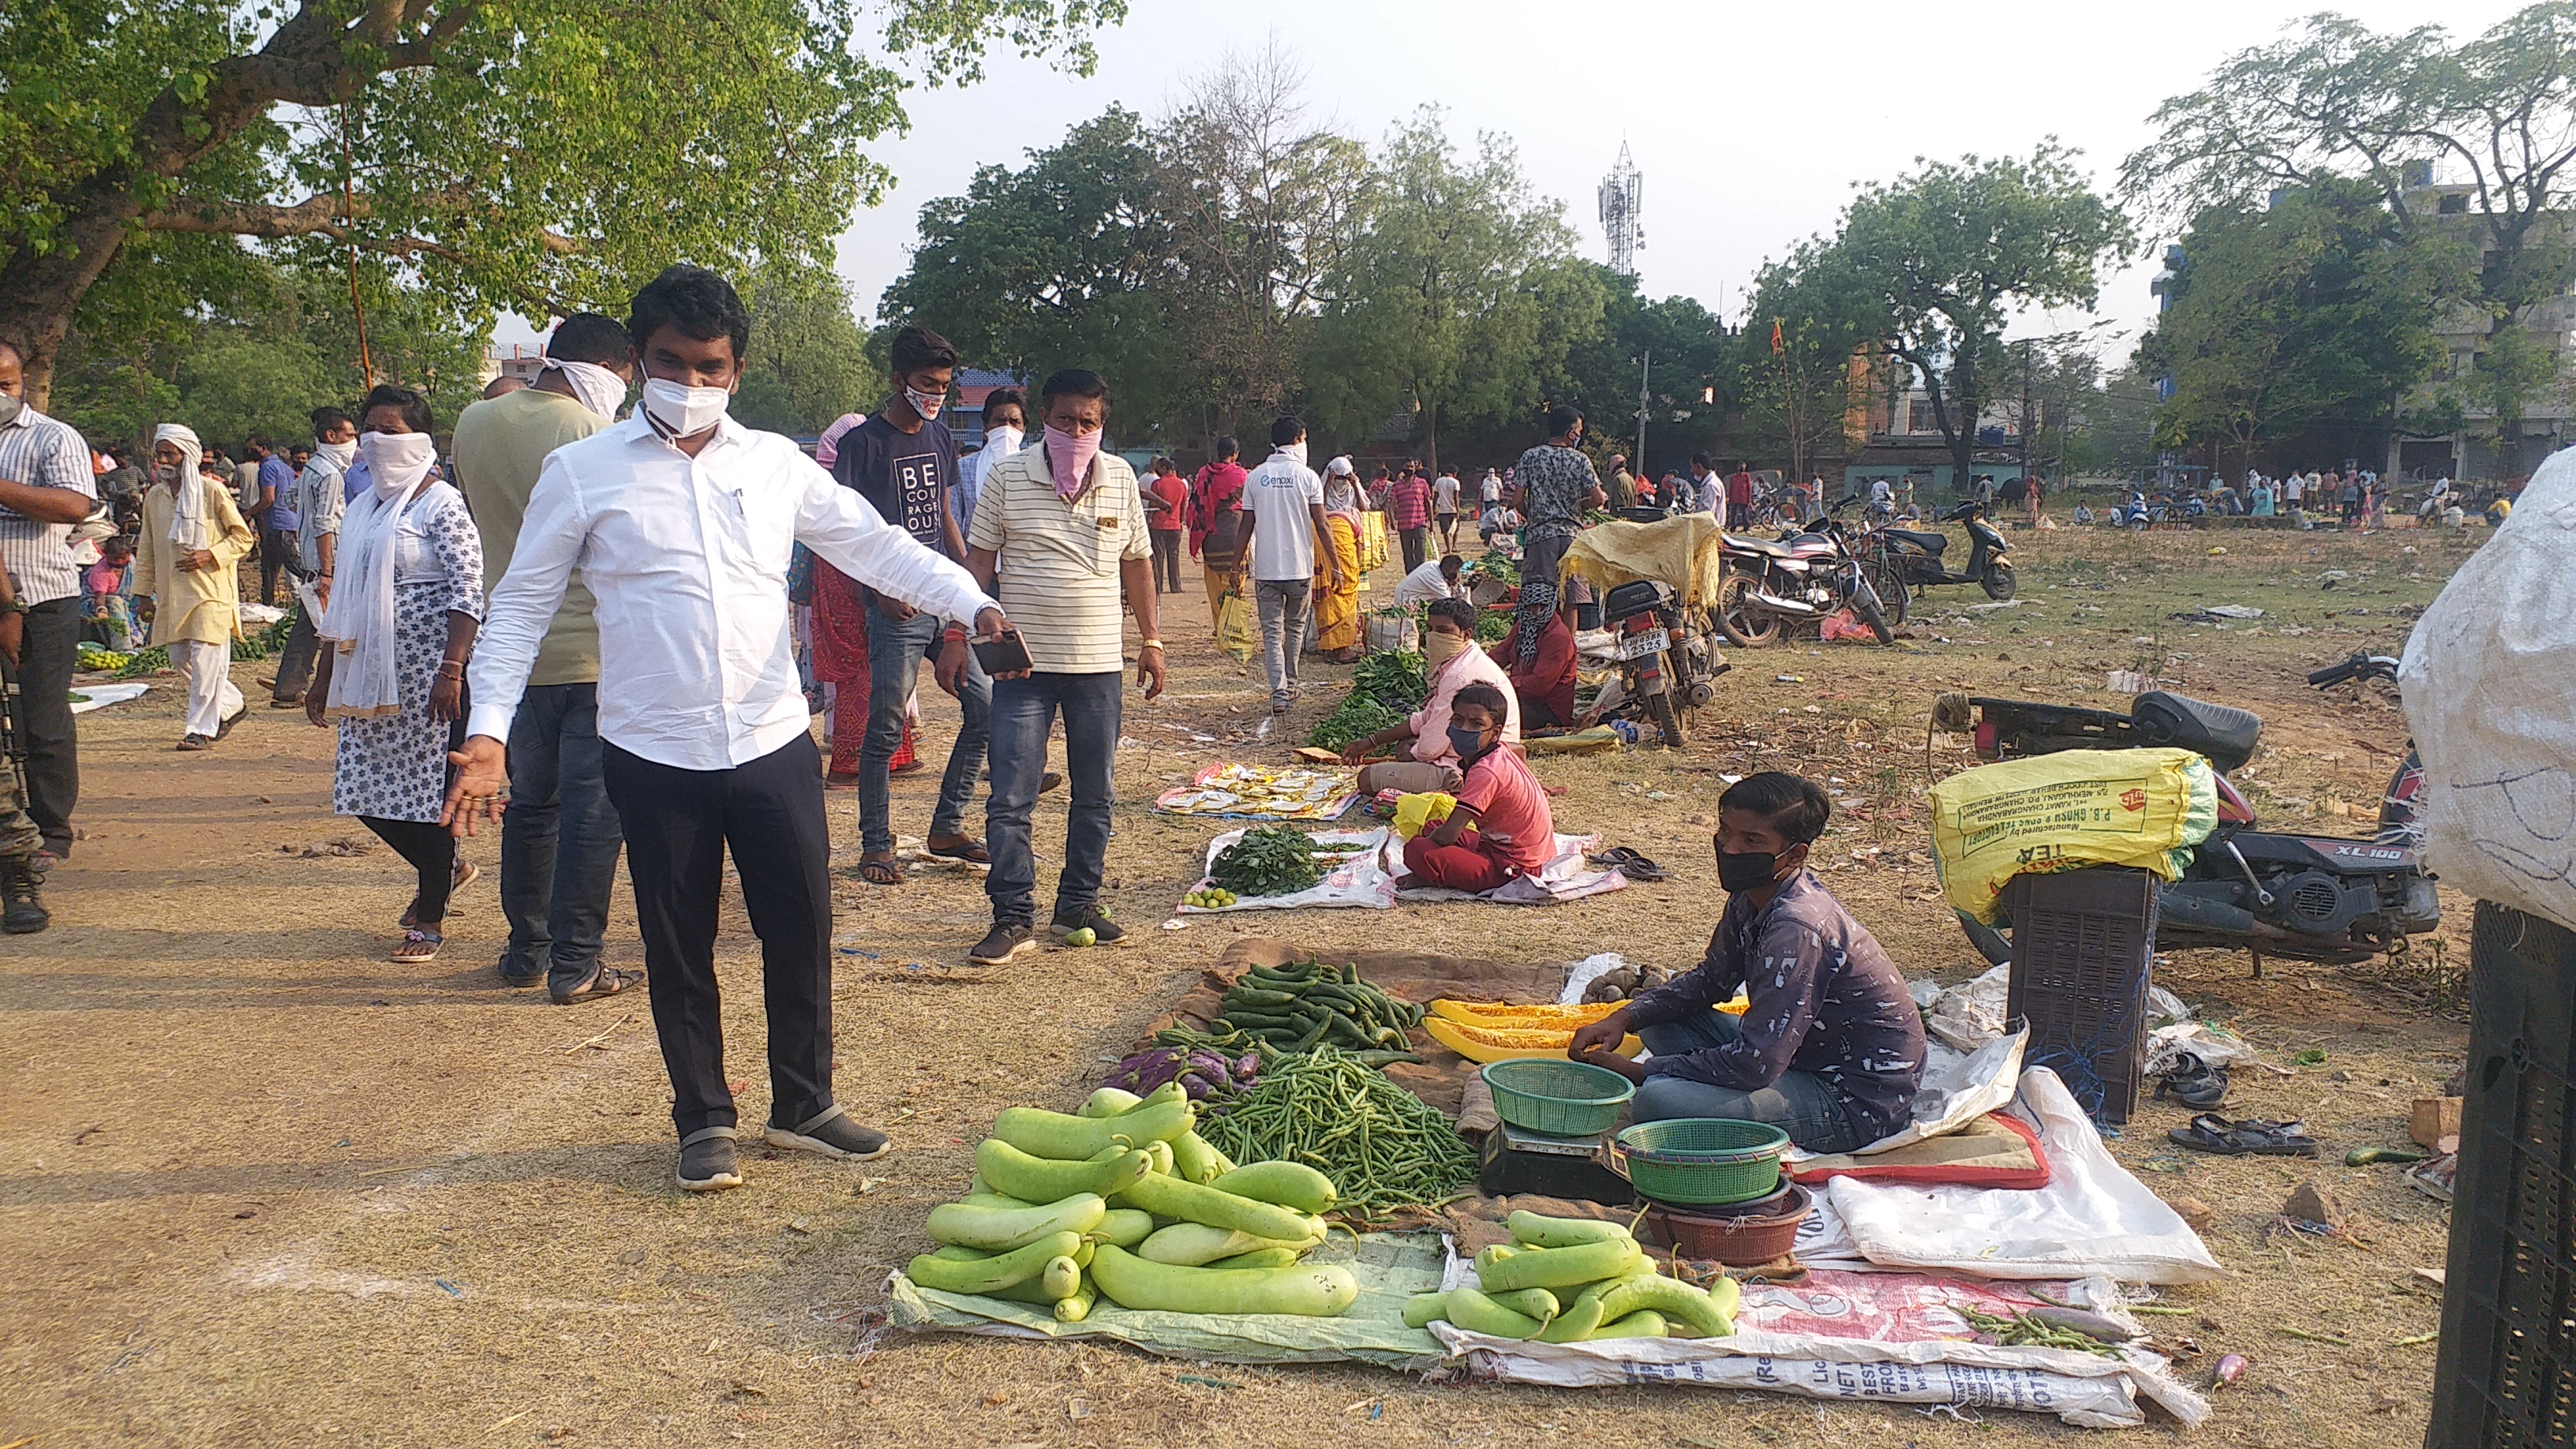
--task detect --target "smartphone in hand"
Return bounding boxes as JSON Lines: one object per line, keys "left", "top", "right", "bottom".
{"left": 972, "top": 628, "right": 1035, "bottom": 676}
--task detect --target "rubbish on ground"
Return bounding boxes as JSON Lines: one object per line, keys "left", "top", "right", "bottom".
{"left": 2279, "top": 1182, "right": 2347, "bottom": 1230}
{"left": 2212, "top": 1354, "right": 2248, "bottom": 1387}
{"left": 2410, "top": 1097, "right": 2462, "bottom": 1149}
{"left": 2164, "top": 1196, "right": 2215, "bottom": 1233}
{"left": 2346, "top": 1145, "right": 2430, "bottom": 1166}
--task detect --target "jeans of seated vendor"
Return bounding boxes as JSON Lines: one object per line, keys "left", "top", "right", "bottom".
{"left": 1632, "top": 1010, "right": 1865, "bottom": 1154}
{"left": 1356, "top": 760, "right": 1458, "bottom": 796}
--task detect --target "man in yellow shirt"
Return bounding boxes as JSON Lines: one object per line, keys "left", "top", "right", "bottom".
{"left": 133, "top": 424, "right": 254, "bottom": 751}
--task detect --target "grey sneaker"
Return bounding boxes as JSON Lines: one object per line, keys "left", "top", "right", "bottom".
{"left": 676, "top": 1128, "right": 742, "bottom": 1193}
{"left": 1050, "top": 904, "right": 1129, "bottom": 947}
{"left": 763, "top": 1106, "right": 890, "bottom": 1161}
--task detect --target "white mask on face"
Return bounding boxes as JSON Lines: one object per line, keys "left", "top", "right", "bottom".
{"left": 358, "top": 429, "right": 438, "bottom": 500}
{"left": 642, "top": 377, "right": 731, "bottom": 438}
{"left": 904, "top": 385, "right": 945, "bottom": 421}
{"left": 315, "top": 437, "right": 357, "bottom": 468}
{"left": 983, "top": 423, "right": 1022, "bottom": 456}
{"left": 1278, "top": 440, "right": 1308, "bottom": 467}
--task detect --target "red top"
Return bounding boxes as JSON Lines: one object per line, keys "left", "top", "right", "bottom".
{"left": 1726, "top": 470, "right": 1756, "bottom": 506}
{"left": 1493, "top": 615, "right": 1578, "bottom": 726}
{"left": 1455, "top": 746, "right": 1556, "bottom": 874}
{"left": 1385, "top": 475, "right": 1434, "bottom": 530}
{"left": 1146, "top": 474, "right": 1187, "bottom": 530}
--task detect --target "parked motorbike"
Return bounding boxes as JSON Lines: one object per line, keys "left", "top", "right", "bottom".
{"left": 1710, "top": 515, "right": 1894, "bottom": 648}
{"left": 1598, "top": 577, "right": 1724, "bottom": 747}
{"left": 1863, "top": 499, "right": 2015, "bottom": 620}
{"left": 1944, "top": 657, "right": 2438, "bottom": 970}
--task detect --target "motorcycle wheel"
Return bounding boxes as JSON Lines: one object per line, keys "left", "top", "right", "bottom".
{"left": 1852, "top": 577, "right": 1895, "bottom": 645}
{"left": 1713, "top": 575, "right": 1780, "bottom": 648}
{"left": 1865, "top": 560, "right": 1910, "bottom": 623}
{"left": 1958, "top": 912, "right": 2012, "bottom": 968}
{"left": 1646, "top": 691, "right": 1685, "bottom": 749}
{"left": 1980, "top": 562, "right": 2016, "bottom": 601}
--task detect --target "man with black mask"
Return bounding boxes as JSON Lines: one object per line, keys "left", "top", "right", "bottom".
{"left": 1569, "top": 771, "right": 1923, "bottom": 1152}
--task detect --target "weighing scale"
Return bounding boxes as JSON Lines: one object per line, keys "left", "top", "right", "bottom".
{"left": 1477, "top": 1120, "right": 1635, "bottom": 1203}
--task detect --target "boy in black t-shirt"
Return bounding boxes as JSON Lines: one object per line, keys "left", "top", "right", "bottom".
{"left": 831, "top": 325, "right": 987, "bottom": 885}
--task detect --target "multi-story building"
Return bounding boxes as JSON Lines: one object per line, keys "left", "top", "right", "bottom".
{"left": 2392, "top": 172, "right": 2576, "bottom": 482}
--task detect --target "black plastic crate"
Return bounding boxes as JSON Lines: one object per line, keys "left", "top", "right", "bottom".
{"left": 2002, "top": 867, "right": 2157, "bottom": 1124}
{"left": 2429, "top": 903, "right": 2576, "bottom": 1449}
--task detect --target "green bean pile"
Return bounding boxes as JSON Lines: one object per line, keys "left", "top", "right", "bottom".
{"left": 1959, "top": 1306, "right": 2125, "bottom": 1357}
{"left": 1198, "top": 1046, "right": 1480, "bottom": 1219}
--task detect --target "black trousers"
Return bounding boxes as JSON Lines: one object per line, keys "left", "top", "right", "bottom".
{"left": 1398, "top": 526, "right": 1428, "bottom": 575}
{"left": 603, "top": 732, "right": 834, "bottom": 1139}
{"left": 258, "top": 529, "right": 291, "bottom": 605}
{"left": 361, "top": 816, "right": 455, "bottom": 923}
{"left": 6, "top": 597, "right": 81, "bottom": 859}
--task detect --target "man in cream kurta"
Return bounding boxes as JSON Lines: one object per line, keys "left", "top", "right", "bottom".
{"left": 135, "top": 468, "right": 256, "bottom": 747}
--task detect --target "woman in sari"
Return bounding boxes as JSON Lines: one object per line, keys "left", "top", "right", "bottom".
{"left": 1191, "top": 436, "right": 1249, "bottom": 635}
{"left": 1310, "top": 491, "right": 1365, "bottom": 664}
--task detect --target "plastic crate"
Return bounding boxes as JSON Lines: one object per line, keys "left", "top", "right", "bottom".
{"left": 2002, "top": 867, "right": 2156, "bottom": 1124}
{"left": 2429, "top": 903, "right": 2576, "bottom": 1449}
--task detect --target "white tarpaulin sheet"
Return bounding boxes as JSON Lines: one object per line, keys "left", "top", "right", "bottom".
{"left": 1800, "top": 1068, "right": 2224, "bottom": 1285}
{"left": 1174, "top": 828, "right": 1397, "bottom": 912}
{"left": 2403, "top": 446, "right": 2576, "bottom": 932}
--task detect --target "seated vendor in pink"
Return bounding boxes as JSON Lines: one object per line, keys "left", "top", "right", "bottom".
{"left": 1395, "top": 683, "right": 1555, "bottom": 893}
{"left": 1339, "top": 597, "right": 1518, "bottom": 796}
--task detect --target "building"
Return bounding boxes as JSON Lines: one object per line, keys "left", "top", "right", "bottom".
{"left": 1840, "top": 373, "right": 2025, "bottom": 504}
{"left": 2391, "top": 170, "right": 2576, "bottom": 482}
{"left": 478, "top": 343, "right": 546, "bottom": 390}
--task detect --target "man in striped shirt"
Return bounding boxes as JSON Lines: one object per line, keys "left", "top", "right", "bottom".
{"left": 958, "top": 369, "right": 1162, "bottom": 964}
{"left": 0, "top": 339, "right": 101, "bottom": 871}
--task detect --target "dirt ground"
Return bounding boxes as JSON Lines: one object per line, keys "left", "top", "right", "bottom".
{"left": 0, "top": 516, "right": 2484, "bottom": 1446}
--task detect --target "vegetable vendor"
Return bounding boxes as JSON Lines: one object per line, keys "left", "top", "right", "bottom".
{"left": 1392, "top": 683, "right": 1555, "bottom": 893}
{"left": 1570, "top": 772, "right": 1923, "bottom": 1153}
{"left": 1339, "top": 596, "right": 1518, "bottom": 795}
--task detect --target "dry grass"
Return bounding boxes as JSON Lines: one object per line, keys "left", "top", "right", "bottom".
{"left": 0, "top": 517, "right": 2484, "bottom": 1445}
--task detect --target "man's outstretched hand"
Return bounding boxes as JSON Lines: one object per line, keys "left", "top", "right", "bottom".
{"left": 442, "top": 735, "right": 508, "bottom": 837}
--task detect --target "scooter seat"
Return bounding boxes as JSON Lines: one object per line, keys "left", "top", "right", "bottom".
{"left": 1722, "top": 533, "right": 1800, "bottom": 558}
{"left": 2130, "top": 691, "right": 2262, "bottom": 773}
{"left": 1885, "top": 529, "right": 1949, "bottom": 554}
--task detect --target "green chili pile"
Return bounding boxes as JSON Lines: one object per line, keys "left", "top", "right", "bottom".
{"left": 1198, "top": 1046, "right": 1480, "bottom": 1219}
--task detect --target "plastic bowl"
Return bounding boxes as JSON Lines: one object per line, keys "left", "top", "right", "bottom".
{"left": 1481, "top": 1058, "right": 1634, "bottom": 1137}
{"left": 1613, "top": 1118, "right": 1790, "bottom": 1205}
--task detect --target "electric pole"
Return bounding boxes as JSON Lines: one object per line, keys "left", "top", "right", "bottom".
{"left": 1635, "top": 349, "right": 1652, "bottom": 482}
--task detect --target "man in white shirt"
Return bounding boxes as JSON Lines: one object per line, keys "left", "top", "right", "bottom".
{"left": 1432, "top": 468, "right": 1462, "bottom": 551}
{"left": 447, "top": 265, "right": 1008, "bottom": 1194}
{"left": 959, "top": 369, "right": 1161, "bottom": 964}
{"left": 1230, "top": 417, "right": 1342, "bottom": 713}
{"left": 1393, "top": 552, "right": 1466, "bottom": 608}
{"left": 1689, "top": 455, "right": 1721, "bottom": 516}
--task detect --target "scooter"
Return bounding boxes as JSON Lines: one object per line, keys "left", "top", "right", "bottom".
{"left": 1710, "top": 515, "right": 1894, "bottom": 648}
{"left": 1944, "top": 658, "right": 2438, "bottom": 971}
{"left": 1864, "top": 499, "right": 2016, "bottom": 615}
{"left": 1598, "top": 578, "right": 1724, "bottom": 747}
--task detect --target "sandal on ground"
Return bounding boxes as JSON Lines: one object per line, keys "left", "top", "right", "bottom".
{"left": 677, "top": 1127, "right": 743, "bottom": 1193}
{"left": 452, "top": 860, "right": 481, "bottom": 893}
{"left": 552, "top": 964, "right": 644, "bottom": 1006}
{"left": 924, "top": 836, "right": 990, "bottom": 865}
{"left": 1587, "top": 846, "right": 1670, "bottom": 882}
{"left": 2166, "top": 1113, "right": 2318, "bottom": 1156}
{"left": 856, "top": 853, "right": 903, "bottom": 887}
{"left": 762, "top": 1105, "right": 891, "bottom": 1162}
{"left": 2155, "top": 1051, "right": 2230, "bottom": 1110}
{"left": 391, "top": 929, "right": 443, "bottom": 963}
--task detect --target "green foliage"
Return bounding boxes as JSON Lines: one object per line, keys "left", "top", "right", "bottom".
{"left": 1560, "top": 268, "right": 1734, "bottom": 474}
{"left": 2139, "top": 178, "right": 2459, "bottom": 469}
{"left": 735, "top": 274, "right": 881, "bottom": 436}
{"left": 1739, "top": 256, "right": 1889, "bottom": 482}
{"left": 1350, "top": 650, "right": 1428, "bottom": 710}
{"left": 1209, "top": 826, "right": 1331, "bottom": 897}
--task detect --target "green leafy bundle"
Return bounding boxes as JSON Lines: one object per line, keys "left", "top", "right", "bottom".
{"left": 1210, "top": 826, "right": 1333, "bottom": 897}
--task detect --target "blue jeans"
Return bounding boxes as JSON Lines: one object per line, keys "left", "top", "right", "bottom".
{"left": 500, "top": 683, "right": 627, "bottom": 991}
{"left": 985, "top": 672, "right": 1121, "bottom": 926}
{"left": 859, "top": 607, "right": 989, "bottom": 853}
{"left": 1634, "top": 1010, "right": 1863, "bottom": 1153}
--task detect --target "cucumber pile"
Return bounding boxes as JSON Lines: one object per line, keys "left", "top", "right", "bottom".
{"left": 1213, "top": 959, "right": 1425, "bottom": 1054}
{"left": 908, "top": 1081, "right": 1358, "bottom": 1320}
{"left": 1405, "top": 1211, "right": 1741, "bottom": 1342}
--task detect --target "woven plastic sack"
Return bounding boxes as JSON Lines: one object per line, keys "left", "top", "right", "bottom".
{"left": 1390, "top": 791, "right": 1457, "bottom": 841}
{"left": 2401, "top": 449, "right": 2576, "bottom": 932}
{"left": 1927, "top": 748, "right": 2217, "bottom": 923}
{"left": 1215, "top": 589, "right": 1256, "bottom": 664}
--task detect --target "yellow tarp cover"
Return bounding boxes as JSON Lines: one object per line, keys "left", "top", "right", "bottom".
{"left": 1559, "top": 514, "right": 1733, "bottom": 609}
{"left": 1926, "top": 747, "right": 2218, "bottom": 923}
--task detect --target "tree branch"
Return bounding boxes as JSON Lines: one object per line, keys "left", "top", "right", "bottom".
{"left": 142, "top": 193, "right": 582, "bottom": 256}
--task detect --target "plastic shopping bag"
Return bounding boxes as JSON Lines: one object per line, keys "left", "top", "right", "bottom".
{"left": 1927, "top": 747, "right": 2217, "bottom": 923}
{"left": 1391, "top": 792, "right": 1458, "bottom": 841}
{"left": 1215, "top": 589, "right": 1256, "bottom": 665}
{"left": 2402, "top": 448, "right": 2576, "bottom": 931}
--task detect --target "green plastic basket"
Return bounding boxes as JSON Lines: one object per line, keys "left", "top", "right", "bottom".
{"left": 1612, "top": 1118, "right": 1790, "bottom": 1205}
{"left": 1480, "top": 1058, "right": 1635, "bottom": 1136}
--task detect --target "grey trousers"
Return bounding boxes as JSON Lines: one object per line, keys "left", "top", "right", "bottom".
{"left": 1253, "top": 578, "right": 1309, "bottom": 702}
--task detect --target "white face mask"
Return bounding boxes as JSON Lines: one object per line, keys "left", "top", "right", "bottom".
{"left": 984, "top": 422, "right": 1023, "bottom": 454}
{"left": 904, "top": 385, "right": 945, "bottom": 421}
{"left": 358, "top": 429, "right": 438, "bottom": 499}
{"left": 642, "top": 377, "right": 731, "bottom": 438}
{"left": 315, "top": 437, "right": 357, "bottom": 468}
{"left": 1278, "top": 440, "right": 1308, "bottom": 466}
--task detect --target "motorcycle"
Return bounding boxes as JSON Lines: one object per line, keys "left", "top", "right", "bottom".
{"left": 1862, "top": 499, "right": 2015, "bottom": 622}
{"left": 1597, "top": 576, "right": 1724, "bottom": 748}
{"left": 1710, "top": 515, "right": 1894, "bottom": 648}
{"left": 1944, "top": 656, "right": 2438, "bottom": 971}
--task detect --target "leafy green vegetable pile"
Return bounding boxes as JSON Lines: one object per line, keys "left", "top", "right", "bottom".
{"left": 1473, "top": 610, "right": 1511, "bottom": 643}
{"left": 1210, "top": 826, "right": 1335, "bottom": 897}
{"left": 1474, "top": 549, "right": 1520, "bottom": 585}
{"left": 1307, "top": 649, "right": 1427, "bottom": 751}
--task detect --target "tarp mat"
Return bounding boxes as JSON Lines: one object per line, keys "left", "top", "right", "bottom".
{"left": 885, "top": 1229, "right": 1447, "bottom": 1368}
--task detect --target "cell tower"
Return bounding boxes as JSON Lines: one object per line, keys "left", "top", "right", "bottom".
{"left": 1598, "top": 142, "right": 1643, "bottom": 276}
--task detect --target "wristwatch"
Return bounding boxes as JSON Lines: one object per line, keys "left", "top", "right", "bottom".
{"left": 1140, "top": 639, "right": 1163, "bottom": 651}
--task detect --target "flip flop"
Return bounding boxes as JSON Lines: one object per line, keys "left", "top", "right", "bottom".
{"left": 1587, "top": 847, "right": 1670, "bottom": 882}
{"left": 857, "top": 855, "right": 904, "bottom": 887}
{"left": 2155, "top": 1051, "right": 2230, "bottom": 1109}
{"left": 924, "top": 837, "right": 991, "bottom": 866}
{"left": 2167, "top": 1113, "right": 2318, "bottom": 1157}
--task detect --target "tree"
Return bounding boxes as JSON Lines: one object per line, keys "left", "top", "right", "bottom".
{"left": 0, "top": 0, "right": 1120, "bottom": 406}
{"left": 1822, "top": 144, "right": 2133, "bottom": 495}
{"left": 1559, "top": 267, "right": 1733, "bottom": 477}
{"left": 876, "top": 107, "right": 1174, "bottom": 429}
{"left": 1305, "top": 110, "right": 1589, "bottom": 472}
{"left": 736, "top": 273, "right": 882, "bottom": 436}
{"left": 1737, "top": 257, "right": 1886, "bottom": 485}
{"left": 2137, "top": 179, "right": 2458, "bottom": 473}
{"left": 1156, "top": 42, "right": 1371, "bottom": 441}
